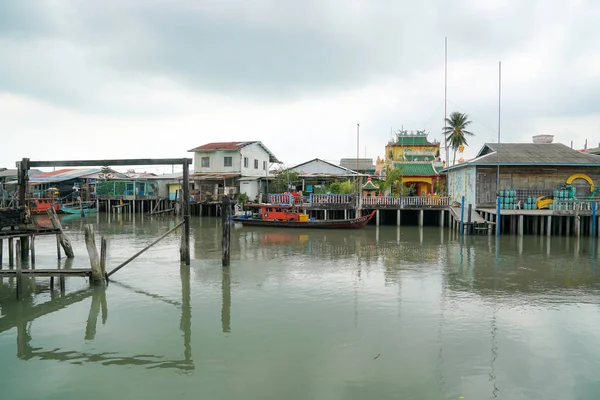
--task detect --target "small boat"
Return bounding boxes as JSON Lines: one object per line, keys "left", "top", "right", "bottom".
{"left": 61, "top": 201, "right": 97, "bottom": 214}
{"left": 28, "top": 198, "right": 62, "bottom": 214}
{"left": 232, "top": 204, "right": 375, "bottom": 229}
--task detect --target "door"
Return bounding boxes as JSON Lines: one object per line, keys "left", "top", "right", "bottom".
{"left": 477, "top": 171, "right": 496, "bottom": 207}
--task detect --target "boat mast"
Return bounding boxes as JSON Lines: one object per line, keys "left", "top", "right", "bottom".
{"left": 356, "top": 123, "right": 361, "bottom": 215}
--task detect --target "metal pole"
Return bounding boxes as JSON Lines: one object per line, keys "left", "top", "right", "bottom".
{"left": 496, "top": 196, "right": 501, "bottom": 236}
{"left": 460, "top": 195, "right": 465, "bottom": 236}
{"left": 444, "top": 37, "right": 449, "bottom": 166}
{"left": 593, "top": 201, "right": 597, "bottom": 238}
{"left": 496, "top": 61, "right": 501, "bottom": 194}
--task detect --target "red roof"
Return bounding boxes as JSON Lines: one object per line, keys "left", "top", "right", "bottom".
{"left": 34, "top": 168, "right": 76, "bottom": 177}
{"left": 188, "top": 141, "right": 258, "bottom": 151}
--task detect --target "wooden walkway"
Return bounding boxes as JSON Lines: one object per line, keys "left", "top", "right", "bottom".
{"left": 449, "top": 207, "right": 493, "bottom": 235}
{"left": 0, "top": 268, "right": 92, "bottom": 277}
{"left": 0, "top": 228, "right": 61, "bottom": 238}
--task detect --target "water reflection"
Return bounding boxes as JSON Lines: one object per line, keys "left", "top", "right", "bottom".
{"left": 0, "top": 267, "right": 195, "bottom": 371}
{"left": 222, "top": 267, "right": 231, "bottom": 333}
{"left": 3, "top": 218, "right": 600, "bottom": 399}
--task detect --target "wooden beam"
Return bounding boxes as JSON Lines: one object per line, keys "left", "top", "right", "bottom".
{"left": 27, "top": 158, "right": 193, "bottom": 168}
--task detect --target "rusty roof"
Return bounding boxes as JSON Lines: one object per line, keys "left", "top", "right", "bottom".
{"left": 188, "top": 141, "right": 280, "bottom": 163}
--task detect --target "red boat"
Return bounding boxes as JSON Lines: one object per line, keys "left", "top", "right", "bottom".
{"left": 28, "top": 198, "right": 62, "bottom": 214}
{"left": 233, "top": 204, "right": 375, "bottom": 229}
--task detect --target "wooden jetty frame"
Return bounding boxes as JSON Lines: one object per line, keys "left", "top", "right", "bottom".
{"left": 1, "top": 157, "right": 193, "bottom": 300}
{"left": 15, "top": 157, "right": 192, "bottom": 266}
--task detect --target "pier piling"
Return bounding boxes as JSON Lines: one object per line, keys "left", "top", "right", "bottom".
{"left": 84, "top": 225, "right": 105, "bottom": 285}
{"left": 48, "top": 207, "right": 74, "bottom": 258}
{"left": 222, "top": 195, "right": 231, "bottom": 267}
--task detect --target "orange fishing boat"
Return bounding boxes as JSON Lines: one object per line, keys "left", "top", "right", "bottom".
{"left": 233, "top": 204, "right": 375, "bottom": 229}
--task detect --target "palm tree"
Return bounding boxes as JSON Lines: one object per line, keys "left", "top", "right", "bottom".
{"left": 443, "top": 112, "right": 474, "bottom": 165}
{"left": 382, "top": 165, "right": 403, "bottom": 195}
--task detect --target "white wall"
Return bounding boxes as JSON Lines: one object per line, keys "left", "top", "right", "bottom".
{"left": 240, "top": 180, "right": 260, "bottom": 200}
{"left": 290, "top": 159, "right": 349, "bottom": 175}
{"left": 448, "top": 165, "right": 477, "bottom": 206}
{"left": 193, "top": 150, "right": 241, "bottom": 174}
{"left": 240, "top": 143, "right": 270, "bottom": 177}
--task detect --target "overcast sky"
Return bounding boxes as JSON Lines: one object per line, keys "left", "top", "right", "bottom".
{"left": 1, "top": 0, "right": 599, "bottom": 173}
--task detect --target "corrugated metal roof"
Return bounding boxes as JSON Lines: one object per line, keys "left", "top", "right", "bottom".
{"left": 189, "top": 141, "right": 256, "bottom": 151}
{"left": 0, "top": 169, "right": 43, "bottom": 178}
{"left": 28, "top": 168, "right": 129, "bottom": 183}
{"left": 190, "top": 173, "right": 240, "bottom": 181}
{"left": 339, "top": 158, "right": 375, "bottom": 171}
{"left": 289, "top": 158, "right": 358, "bottom": 175}
{"left": 445, "top": 143, "right": 600, "bottom": 171}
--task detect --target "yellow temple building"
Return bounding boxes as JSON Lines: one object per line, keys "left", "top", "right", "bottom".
{"left": 378, "top": 129, "right": 444, "bottom": 195}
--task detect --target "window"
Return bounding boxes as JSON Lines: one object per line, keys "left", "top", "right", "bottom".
{"left": 201, "top": 157, "right": 210, "bottom": 167}
{"left": 263, "top": 161, "right": 267, "bottom": 171}
{"left": 244, "top": 157, "right": 249, "bottom": 168}
{"left": 224, "top": 156, "right": 232, "bottom": 167}
{"left": 254, "top": 159, "right": 258, "bottom": 169}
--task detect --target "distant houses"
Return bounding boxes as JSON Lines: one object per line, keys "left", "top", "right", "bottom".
{"left": 187, "top": 141, "right": 280, "bottom": 202}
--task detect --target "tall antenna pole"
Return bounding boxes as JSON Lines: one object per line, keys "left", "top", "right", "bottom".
{"left": 496, "top": 61, "right": 501, "bottom": 192}
{"left": 357, "top": 123, "right": 361, "bottom": 215}
{"left": 444, "top": 37, "right": 448, "bottom": 166}
{"left": 357, "top": 123, "right": 360, "bottom": 174}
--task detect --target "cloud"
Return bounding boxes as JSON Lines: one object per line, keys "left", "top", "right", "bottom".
{"left": 0, "top": 0, "right": 599, "bottom": 167}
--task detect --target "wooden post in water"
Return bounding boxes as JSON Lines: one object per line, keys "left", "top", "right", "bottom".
{"left": 84, "top": 224, "right": 105, "bottom": 285}
{"left": 180, "top": 159, "right": 191, "bottom": 265}
{"left": 20, "top": 236, "right": 29, "bottom": 262}
{"left": 47, "top": 207, "right": 75, "bottom": 258}
{"left": 30, "top": 234, "right": 36, "bottom": 267}
{"left": 56, "top": 234, "right": 62, "bottom": 259}
{"left": 467, "top": 204, "right": 472, "bottom": 235}
{"left": 79, "top": 195, "right": 84, "bottom": 217}
{"left": 16, "top": 239, "right": 22, "bottom": 300}
{"left": 8, "top": 237, "right": 14, "bottom": 267}
{"left": 222, "top": 195, "right": 231, "bottom": 267}
{"left": 100, "top": 236, "right": 107, "bottom": 280}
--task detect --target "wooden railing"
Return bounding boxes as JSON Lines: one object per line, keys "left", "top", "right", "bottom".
{"left": 267, "top": 193, "right": 450, "bottom": 208}
{"left": 310, "top": 194, "right": 354, "bottom": 205}
{"left": 554, "top": 200, "right": 597, "bottom": 212}
{"left": 363, "top": 196, "right": 449, "bottom": 207}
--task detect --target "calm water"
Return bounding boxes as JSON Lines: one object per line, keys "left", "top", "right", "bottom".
{"left": 1, "top": 214, "right": 600, "bottom": 399}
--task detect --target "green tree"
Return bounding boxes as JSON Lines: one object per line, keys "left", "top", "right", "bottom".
{"left": 270, "top": 170, "right": 300, "bottom": 193}
{"left": 339, "top": 180, "right": 354, "bottom": 194}
{"left": 381, "top": 165, "right": 403, "bottom": 195}
{"left": 443, "top": 111, "right": 474, "bottom": 165}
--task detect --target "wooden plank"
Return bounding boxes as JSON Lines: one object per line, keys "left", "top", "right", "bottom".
{"left": 28, "top": 158, "right": 193, "bottom": 168}
{"left": 0, "top": 268, "right": 92, "bottom": 276}
{"left": 47, "top": 208, "right": 74, "bottom": 258}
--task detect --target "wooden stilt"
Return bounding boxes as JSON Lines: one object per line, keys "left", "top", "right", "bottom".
{"left": 56, "top": 234, "right": 61, "bottom": 259}
{"left": 222, "top": 195, "right": 231, "bottom": 267}
{"left": 48, "top": 207, "right": 74, "bottom": 258}
{"left": 84, "top": 225, "right": 105, "bottom": 285}
{"left": 16, "top": 239, "right": 22, "bottom": 300}
{"left": 8, "top": 237, "right": 14, "bottom": 267}
{"left": 30, "top": 234, "right": 36, "bottom": 267}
